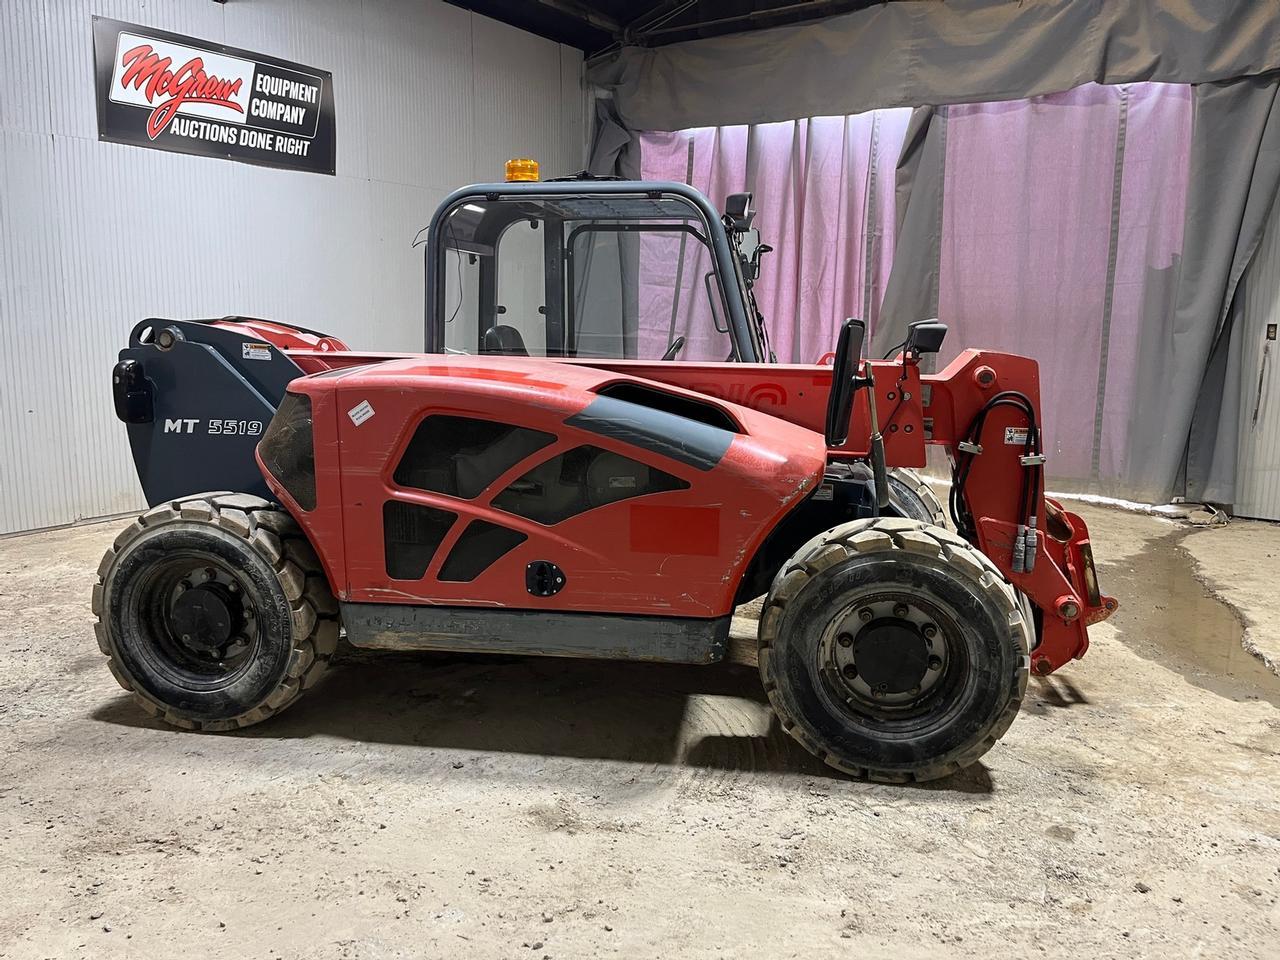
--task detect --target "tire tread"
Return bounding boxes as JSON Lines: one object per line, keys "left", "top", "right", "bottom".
{"left": 757, "top": 516, "right": 1031, "bottom": 782}
{"left": 887, "top": 467, "right": 948, "bottom": 528}
{"left": 93, "top": 493, "right": 339, "bottom": 731}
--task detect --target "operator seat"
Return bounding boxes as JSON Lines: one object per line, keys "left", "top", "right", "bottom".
{"left": 481, "top": 324, "right": 529, "bottom": 356}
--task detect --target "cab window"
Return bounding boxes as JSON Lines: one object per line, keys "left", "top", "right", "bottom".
{"left": 437, "top": 193, "right": 732, "bottom": 362}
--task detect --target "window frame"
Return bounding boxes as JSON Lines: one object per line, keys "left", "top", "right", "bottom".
{"left": 424, "top": 181, "right": 756, "bottom": 362}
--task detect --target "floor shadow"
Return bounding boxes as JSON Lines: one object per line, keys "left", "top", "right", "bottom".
{"left": 1026, "top": 674, "right": 1091, "bottom": 711}
{"left": 91, "top": 652, "right": 992, "bottom": 792}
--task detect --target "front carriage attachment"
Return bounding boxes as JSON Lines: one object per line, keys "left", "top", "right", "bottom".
{"left": 110, "top": 317, "right": 344, "bottom": 507}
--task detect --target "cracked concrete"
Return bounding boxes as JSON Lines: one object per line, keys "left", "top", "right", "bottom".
{"left": 0, "top": 503, "right": 1277, "bottom": 959}
{"left": 1183, "top": 519, "right": 1280, "bottom": 679}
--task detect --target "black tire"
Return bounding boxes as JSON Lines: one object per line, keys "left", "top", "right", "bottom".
{"left": 836, "top": 462, "right": 948, "bottom": 526}
{"left": 91, "top": 492, "right": 338, "bottom": 731}
{"left": 758, "top": 517, "right": 1031, "bottom": 782}
{"left": 887, "top": 467, "right": 948, "bottom": 527}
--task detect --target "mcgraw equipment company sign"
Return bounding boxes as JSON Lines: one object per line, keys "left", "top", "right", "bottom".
{"left": 92, "top": 17, "right": 336, "bottom": 175}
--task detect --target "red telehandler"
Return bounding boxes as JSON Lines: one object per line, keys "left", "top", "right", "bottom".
{"left": 98, "top": 172, "right": 1114, "bottom": 781}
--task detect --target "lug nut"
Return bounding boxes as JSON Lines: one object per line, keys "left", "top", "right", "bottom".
{"left": 922, "top": 624, "right": 937, "bottom": 640}
{"left": 858, "top": 608, "right": 873, "bottom": 623}
{"left": 911, "top": 685, "right": 921, "bottom": 696}
{"left": 179, "top": 579, "right": 192, "bottom": 592}
{"left": 927, "top": 655, "right": 943, "bottom": 670}
{"left": 837, "top": 633, "right": 853, "bottom": 647}
{"left": 893, "top": 603, "right": 909, "bottom": 619}
{"left": 842, "top": 664, "right": 858, "bottom": 679}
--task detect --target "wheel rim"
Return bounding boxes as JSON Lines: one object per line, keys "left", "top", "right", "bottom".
{"left": 133, "top": 552, "right": 262, "bottom": 687}
{"left": 817, "top": 591, "right": 967, "bottom": 724}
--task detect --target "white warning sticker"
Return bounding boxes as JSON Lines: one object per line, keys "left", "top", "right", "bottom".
{"left": 348, "top": 400, "right": 375, "bottom": 426}
{"left": 242, "top": 342, "right": 272, "bottom": 361}
{"left": 1004, "top": 426, "right": 1029, "bottom": 445}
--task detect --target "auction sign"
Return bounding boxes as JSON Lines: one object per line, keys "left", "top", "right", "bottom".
{"left": 93, "top": 17, "right": 335, "bottom": 175}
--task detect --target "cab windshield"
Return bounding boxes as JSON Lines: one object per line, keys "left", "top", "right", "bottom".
{"left": 436, "top": 192, "right": 736, "bottom": 362}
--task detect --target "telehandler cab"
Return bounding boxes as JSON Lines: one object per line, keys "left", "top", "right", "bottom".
{"left": 99, "top": 169, "right": 1115, "bottom": 781}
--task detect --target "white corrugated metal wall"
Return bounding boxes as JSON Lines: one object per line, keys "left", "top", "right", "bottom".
{"left": 1236, "top": 192, "right": 1280, "bottom": 520}
{"left": 0, "top": 0, "right": 585, "bottom": 534}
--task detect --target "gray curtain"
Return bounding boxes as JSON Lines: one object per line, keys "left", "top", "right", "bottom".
{"left": 588, "top": 0, "right": 1280, "bottom": 504}
{"left": 588, "top": 97, "right": 641, "bottom": 179}
{"left": 1182, "top": 78, "right": 1280, "bottom": 503}
{"left": 874, "top": 106, "right": 945, "bottom": 358}
{"left": 588, "top": 1, "right": 1280, "bottom": 132}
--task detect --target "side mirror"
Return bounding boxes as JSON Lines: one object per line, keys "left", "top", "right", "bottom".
{"left": 824, "top": 318, "right": 866, "bottom": 447}
{"left": 724, "top": 192, "right": 755, "bottom": 230}
{"left": 905, "top": 319, "right": 947, "bottom": 356}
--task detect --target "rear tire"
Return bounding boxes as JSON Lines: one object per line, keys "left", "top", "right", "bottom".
{"left": 758, "top": 518, "right": 1030, "bottom": 782}
{"left": 91, "top": 493, "right": 338, "bottom": 731}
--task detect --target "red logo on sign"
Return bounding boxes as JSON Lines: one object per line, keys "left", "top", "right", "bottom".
{"left": 118, "top": 43, "right": 244, "bottom": 139}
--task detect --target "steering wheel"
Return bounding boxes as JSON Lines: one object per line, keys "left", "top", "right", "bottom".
{"left": 661, "top": 336, "right": 687, "bottom": 361}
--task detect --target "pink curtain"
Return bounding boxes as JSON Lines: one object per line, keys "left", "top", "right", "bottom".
{"left": 939, "top": 84, "right": 1192, "bottom": 487}
{"left": 640, "top": 111, "right": 913, "bottom": 362}
{"left": 638, "top": 83, "right": 1193, "bottom": 491}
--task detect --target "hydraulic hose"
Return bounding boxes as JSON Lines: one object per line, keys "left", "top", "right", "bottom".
{"left": 949, "top": 391, "right": 1042, "bottom": 560}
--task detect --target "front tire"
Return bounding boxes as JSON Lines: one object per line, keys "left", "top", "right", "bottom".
{"left": 837, "top": 462, "right": 948, "bottom": 526}
{"left": 91, "top": 493, "right": 338, "bottom": 730}
{"left": 887, "top": 467, "right": 948, "bottom": 527}
{"left": 758, "top": 518, "right": 1030, "bottom": 782}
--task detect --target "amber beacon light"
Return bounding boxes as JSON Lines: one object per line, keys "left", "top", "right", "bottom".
{"left": 505, "top": 157, "right": 540, "bottom": 182}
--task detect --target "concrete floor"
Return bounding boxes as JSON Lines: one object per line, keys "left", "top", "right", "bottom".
{"left": 1, "top": 504, "right": 1278, "bottom": 959}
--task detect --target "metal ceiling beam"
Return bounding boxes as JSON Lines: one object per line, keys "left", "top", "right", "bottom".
{"left": 638, "top": 0, "right": 863, "bottom": 42}
{"left": 531, "top": 0, "right": 622, "bottom": 35}
{"left": 622, "top": 0, "right": 698, "bottom": 42}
